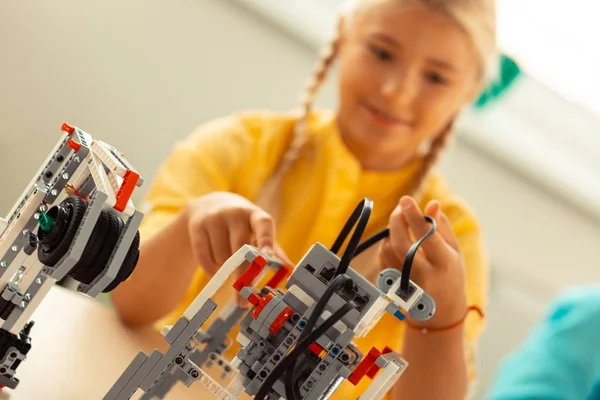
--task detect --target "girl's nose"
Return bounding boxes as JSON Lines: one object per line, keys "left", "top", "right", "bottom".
{"left": 381, "top": 70, "right": 418, "bottom": 107}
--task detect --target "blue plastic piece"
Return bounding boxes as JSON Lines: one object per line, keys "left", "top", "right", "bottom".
{"left": 394, "top": 310, "right": 406, "bottom": 321}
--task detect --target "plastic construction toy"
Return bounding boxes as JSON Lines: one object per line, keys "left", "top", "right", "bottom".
{"left": 0, "top": 123, "right": 143, "bottom": 389}
{"left": 105, "top": 199, "right": 437, "bottom": 400}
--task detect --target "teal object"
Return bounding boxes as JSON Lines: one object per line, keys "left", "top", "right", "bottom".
{"left": 38, "top": 213, "right": 55, "bottom": 232}
{"left": 474, "top": 53, "right": 522, "bottom": 109}
{"left": 487, "top": 284, "right": 600, "bottom": 400}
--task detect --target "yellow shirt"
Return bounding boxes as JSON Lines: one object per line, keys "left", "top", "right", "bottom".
{"left": 138, "top": 109, "right": 489, "bottom": 399}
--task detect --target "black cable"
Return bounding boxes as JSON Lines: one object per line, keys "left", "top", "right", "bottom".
{"left": 274, "top": 205, "right": 434, "bottom": 399}
{"left": 285, "top": 274, "right": 353, "bottom": 400}
{"left": 330, "top": 198, "right": 373, "bottom": 276}
{"left": 254, "top": 301, "right": 356, "bottom": 400}
{"left": 285, "top": 354, "right": 304, "bottom": 400}
{"left": 353, "top": 216, "right": 436, "bottom": 292}
{"left": 330, "top": 198, "right": 372, "bottom": 254}
{"left": 353, "top": 228, "right": 390, "bottom": 258}
{"left": 399, "top": 216, "right": 436, "bottom": 291}
{"left": 302, "top": 274, "right": 352, "bottom": 335}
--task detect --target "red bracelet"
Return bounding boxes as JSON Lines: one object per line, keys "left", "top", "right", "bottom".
{"left": 405, "top": 305, "right": 484, "bottom": 334}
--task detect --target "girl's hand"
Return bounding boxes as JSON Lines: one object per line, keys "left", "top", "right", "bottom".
{"left": 379, "top": 195, "right": 466, "bottom": 329}
{"left": 185, "top": 192, "right": 291, "bottom": 276}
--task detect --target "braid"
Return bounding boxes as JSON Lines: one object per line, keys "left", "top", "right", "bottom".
{"left": 410, "top": 123, "right": 454, "bottom": 200}
{"left": 256, "top": 30, "right": 341, "bottom": 216}
{"left": 283, "top": 32, "right": 341, "bottom": 176}
{"left": 300, "top": 35, "right": 340, "bottom": 123}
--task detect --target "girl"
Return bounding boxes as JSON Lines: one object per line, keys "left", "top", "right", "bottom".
{"left": 112, "top": 0, "right": 496, "bottom": 398}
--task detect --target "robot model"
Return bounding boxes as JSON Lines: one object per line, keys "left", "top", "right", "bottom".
{"left": 105, "top": 199, "right": 438, "bottom": 400}
{"left": 0, "top": 123, "right": 143, "bottom": 389}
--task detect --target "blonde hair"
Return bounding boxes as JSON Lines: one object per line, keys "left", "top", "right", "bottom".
{"left": 257, "top": 0, "right": 497, "bottom": 215}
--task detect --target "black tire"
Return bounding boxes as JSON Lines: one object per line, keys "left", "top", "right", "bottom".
{"left": 102, "top": 230, "right": 140, "bottom": 293}
{"left": 70, "top": 209, "right": 141, "bottom": 292}
{"left": 68, "top": 210, "right": 110, "bottom": 284}
{"left": 73, "top": 211, "right": 122, "bottom": 285}
{"left": 37, "top": 196, "right": 88, "bottom": 267}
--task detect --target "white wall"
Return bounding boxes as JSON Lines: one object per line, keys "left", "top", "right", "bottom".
{"left": 0, "top": 0, "right": 336, "bottom": 212}
{"left": 1, "top": 1, "right": 599, "bottom": 399}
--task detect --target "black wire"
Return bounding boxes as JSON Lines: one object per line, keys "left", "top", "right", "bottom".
{"left": 302, "top": 274, "right": 352, "bottom": 335}
{"left": 273, "top": 206, "right": 434, "bottom": 399}
{"left": 399, "top": 216, "right": 436, "bottom": 291}
{"left": 285, "top": 355, "right": 304, "bottom": 400}
{"left": 330, "top": 199, "right": 372, "bottom": 254}
{"left": 353, "top": 216, "right": 436, "bottom": 292}
{"left": 285, "top": 274, "right": 353, "bottom": 400}
{"left": 330, "top": 198, "right": 373, "bottom": 277}
{"left": 254, "top": 301, "right": 356, "bottom": 400}
{"left": 353, "top": 228, "right": 390, "bottom": 257}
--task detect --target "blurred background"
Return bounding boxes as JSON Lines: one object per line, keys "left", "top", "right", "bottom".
{"left": 0, "top": 1, "right": 599, "bottom": 398}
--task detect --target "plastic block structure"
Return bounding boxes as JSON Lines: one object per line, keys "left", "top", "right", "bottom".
{"left": 105, "top": 227, "right": 437, "bottom": 399}
{"left": 0, "top": 123, "right": 144, "bottom": 389}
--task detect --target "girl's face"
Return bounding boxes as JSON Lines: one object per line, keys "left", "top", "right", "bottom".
{"left": 336, "top": 1, "right": 482, "bottom": 168}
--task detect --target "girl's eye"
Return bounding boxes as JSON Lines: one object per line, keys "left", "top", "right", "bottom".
{"left": 425, "top": 71, "right": 448, "bottom": 85}
{"left": 369, "top": 44, "right": 393, "bottom": 62}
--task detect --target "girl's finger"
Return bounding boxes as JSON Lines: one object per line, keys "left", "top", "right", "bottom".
{"left": 236, "top": 292, "right": 250, "bottom": 308}
{"left": 208, "top": 217, "right": 232, "bottom": 266}
{"left": 438, "top": 210, "right": 461, "bottom": 251}
{"left": 389, "top": 206, "right": 431, "bottom": 269}
{"left": 400, "top": 196, "right": 450, "bottom": 266}
{"left": 389, "top": 204, "right": 412, "bottom": 255}
{"left": 423, "top": 200, "right": 441, "bottom": 222}
{"left": 273, "top": 242, "right": 294, "bottom": 267}
{"left": 400, "top": 197, "right": 435, "bottom": 239}
{"left": 423, "top": 200, "right": 440, "bottom": 221}
{"left": 249, "top": 209, "right": 276, "bottom": 252}
{"left": 228, "top": 214, "right": 252, "bottom": 255}
{"left": 194, "top": 225, "right": 218, "bottom": 275}
{"left": 380, "top": 236, "right": 427, "bottom": 285}
{"left": 424, "top": 201, "right": 459, "bottom": 250}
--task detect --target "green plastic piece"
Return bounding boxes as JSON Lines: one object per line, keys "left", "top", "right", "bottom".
{"left": 474, "top": 53, "right": 522, "bottom": 109}
{"left": 38, "top": 213, "right": 55, "bottom": 232}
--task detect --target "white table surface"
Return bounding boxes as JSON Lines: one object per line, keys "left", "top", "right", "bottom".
{"left": 0, "top": 286, "right": 209, "bottom": 400}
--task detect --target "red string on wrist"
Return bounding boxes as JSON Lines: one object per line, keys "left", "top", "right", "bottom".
{"left": 405, "top": 305, "right": 484, "bottom": 334}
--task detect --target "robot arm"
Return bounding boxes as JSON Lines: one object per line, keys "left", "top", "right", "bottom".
{"left": 0, "top": 123, "right": 144, "bottom": 389}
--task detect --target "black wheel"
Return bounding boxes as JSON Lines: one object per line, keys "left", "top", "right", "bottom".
{"left": 37, "top": 196, "right": 88, "bottom": 267}
{"left": 102, "top": 230, "right": 140, "bottom": 292}
{"left": 37, "top": 195, "right": 141, "bottom": 292}
{"left": 69, "top": 210, "right": 140, "bottom": 292}
{"left": 70, "top": 211, "right": 121, "bottom": 285}
{"left": 68, "top": 210, "right": 111, "bottom": 284}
